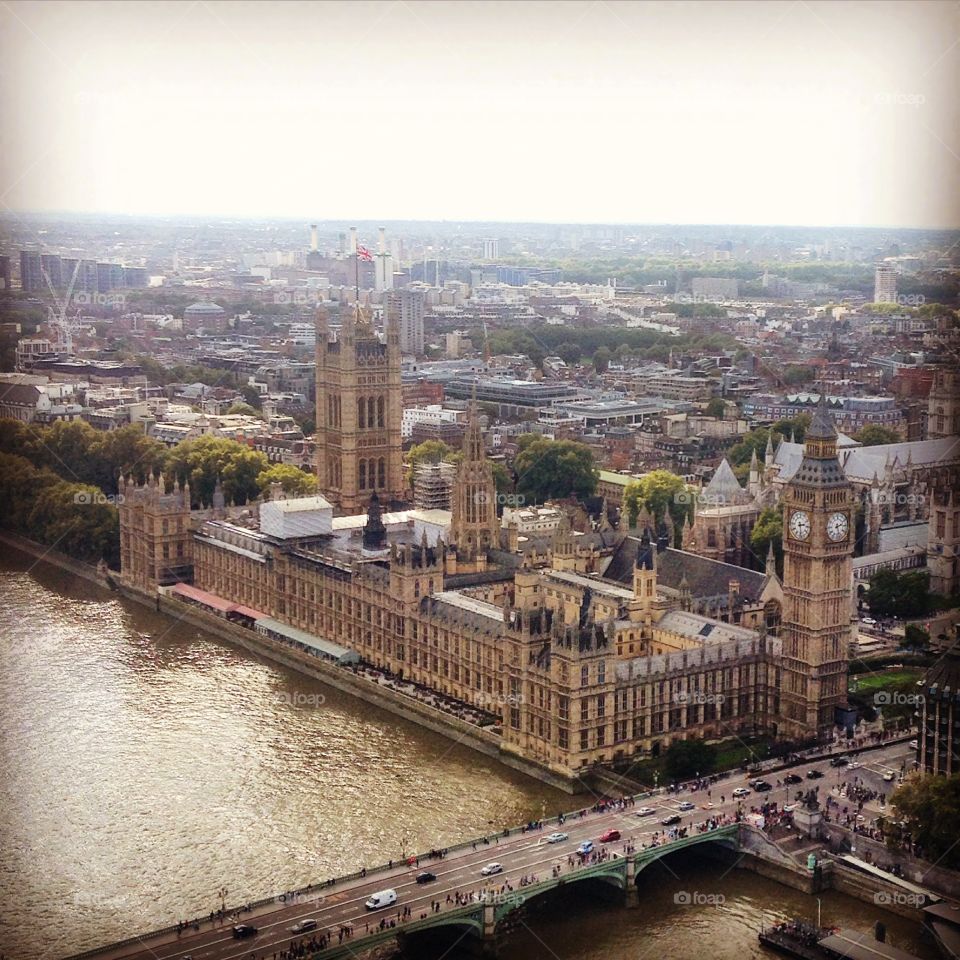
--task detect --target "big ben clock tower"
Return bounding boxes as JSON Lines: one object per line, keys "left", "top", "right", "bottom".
{"left": 780, "top": 395, "right": 855, "bottom": 740}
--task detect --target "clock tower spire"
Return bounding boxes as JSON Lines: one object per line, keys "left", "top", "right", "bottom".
{"left": 780, "top": 393, "right": 855, "bottom": 740}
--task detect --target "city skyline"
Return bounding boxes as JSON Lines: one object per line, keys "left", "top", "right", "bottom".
{"left": 1, "top": 1, "right": 959, "bottom": 229}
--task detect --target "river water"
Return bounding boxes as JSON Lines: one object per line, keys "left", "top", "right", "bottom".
{"left": 0, "top": 552, "right": 939, "bottom": 960}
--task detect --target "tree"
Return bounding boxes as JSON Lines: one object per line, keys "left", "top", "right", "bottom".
{"left": 165, "top": 435, "right": 268, "bottom": 507}
{"left": 240, "top": 385, "right": 264, "bottom": 410}
{"left": 705, "top": 397, "right": 726, "bottom": 419}
{"left": 888, "top": 774, "right": 960, "bottom": 867}
{"left": 856, "top": 424, "right": 901, "bottom": 446}
{"left": 867, "top": 569, "right": 934, "bottom": 619}
{"left": 750, "top": 506, "right": 784, "bottom": 575}
{"left": 623, "top": 470, "right": 692, "bottom": 539}
{"left": 555, "top": 342, "right": 582, "bottom": 364}
{"left": 664, "top": 739, "right": 718, "bottom": 782}
{"left": 226, "top": 402, "right": 259, "bottom": 417}
{"left": 593, "top": 346, "right": 612, "bottom": 373}
{"left": 404, "top": 440, "right": 453, "bottom": 486}
{"left": 782, "top": 365, "right": 810, "bottom": 387}
{"left": 257, "top": 464, "right": 318, "bottom": 498}
{"left": 514, "top": 439, "right": 597, "bottom": 503}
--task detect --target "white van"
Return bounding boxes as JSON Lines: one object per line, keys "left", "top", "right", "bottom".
{"left": 365, "top": 889, "right": 398, "bottom": 911}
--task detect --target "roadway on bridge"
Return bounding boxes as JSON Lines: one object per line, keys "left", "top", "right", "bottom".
{"left": 81, "top": 740, "right": 914, "bottom": 960}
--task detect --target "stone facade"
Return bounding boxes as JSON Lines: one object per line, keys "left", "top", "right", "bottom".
{"left": 314, "top": 305, "right": 404, "bottom": 513}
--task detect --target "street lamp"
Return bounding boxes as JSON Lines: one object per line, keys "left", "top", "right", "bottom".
{"left": 218, "top": 886, "right": 228, "bottom": 914}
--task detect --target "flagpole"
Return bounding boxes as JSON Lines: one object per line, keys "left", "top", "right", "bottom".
{"left": 355, "top": 244, "right": 359, "bottom": 305}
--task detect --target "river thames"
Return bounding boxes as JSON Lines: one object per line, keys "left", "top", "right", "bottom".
{"left": 0, "top": 550, "right": 938, "bottom": 960}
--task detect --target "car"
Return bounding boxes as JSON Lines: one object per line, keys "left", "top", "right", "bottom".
{"left": 784, "top": 773, "right": 803, "bottom": 785}
{"left": 480, "top": 862, "right": 503, "bottom": 876}
{"left": 848, "top": 761, "right": 861, "bottom": 769}
{"left": 861, "top": 617, "right": 877, "bottom": 625}
{"left": 577, "top": 840, "right": 595, "bottom": 855}
{"left": 291, "top": 919, "right": 318, "bottom": 933}
{"left": 783, "top": 803, "right": 798, "bottom": 813}
{"left": 751, "top": 780, "right": 773, "bottom": 792}
{"left": 883, "top": 770, "right": 896, "bottom": 782}
{"left": 732, "top": 787, "right": 751, "bottom": 798}
{"left": 830, "top": 756, "right": 849, "bottom": 767}
{"left": 415, "top": 871, "right": 437, "bottom": 884}
{"left": 546, "top": 831, "right": 569, "bottom": 844}
{"left": 678, "top": 800, "right": 696, "bottom": 810}
{"left": 599, "top": 829, "right": 621, "bottom": 843}
{"left": 636, "top": 806, "right": 657, "bottom": 817}
{"left": 806, "top": 769, "right": 824, "bottom": 780}
{"left": 661, "top": 814, "right": 682, "bottom": 826}
{"left": 909, "top": 740, "right": 919, "bottom": 749}
{"left": 365, "top": 889, "right": 398, "bottom": 910}
{"left": 232, "top": 925, "right": 258, "bottom": 939}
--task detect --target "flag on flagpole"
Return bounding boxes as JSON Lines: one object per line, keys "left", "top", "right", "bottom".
{"left": 356, "top": 245, "right": 373, "bottom": 262}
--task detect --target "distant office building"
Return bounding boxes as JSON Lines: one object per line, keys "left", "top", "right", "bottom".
{"left": 482, "top": 238, "right": 499, "bottom": 260}
{"left": 19, "top": 251, "right": 43, "bottom": 292}
{"left": 123, "top": 266, "right": 149, "bottom": 288}
{"left": 874, "top": 263, "right": 898, "bottom": 303}
{"left": 386, "top": 288, "right": 425, "bottom": 356}
{"left": 0, "top": 255, "right": 12, "bottom": 290}
{"left": 40, "top": 254, "right": 62, "bottom": 289}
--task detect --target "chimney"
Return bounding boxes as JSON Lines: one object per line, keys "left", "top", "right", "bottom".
{"left": 310, "top": 224, "right": 318, "bottom": 252}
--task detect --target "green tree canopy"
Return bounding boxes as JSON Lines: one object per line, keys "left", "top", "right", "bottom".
{"left": 593, "top": 346, "right": 611, "bottom": 372}
{"left": 623, "top": 470, "right": 692, "bottom": 540}
{"left": 867, "top": 569, "right": 935, "bottom": 619}
{"left": 165, "top": 435, "right": 268, "bottom": 507}
{"left": 664, "top": 739, "right": 718, "bottom": 781}
{"left": 856, "top": 424, "right": 901, "bottom": 446}
{"left": 514, "top": 439, "right": 598, "bottom": 503}
{"left": 257, "top": 463, "right": 318, "bottom": 498}
{"left": 750, "top": 505, "right": 784, "bottom": 576}
{"left": 705, "top": 397, "right": 726, "bottom": 419}
{"left": 888, "top": 774, "right": 960, "bottom": 868}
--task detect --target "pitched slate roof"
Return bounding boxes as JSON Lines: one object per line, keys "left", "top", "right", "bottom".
{"left": 703, "top": 458, "right": 753, "bottom": 505}
{"left": 605, "top": 539, "right": 768, "bottom": 603}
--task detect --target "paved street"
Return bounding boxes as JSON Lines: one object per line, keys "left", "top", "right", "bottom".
{"left": 79, "top": 739, "right": 915, "bottom": 960}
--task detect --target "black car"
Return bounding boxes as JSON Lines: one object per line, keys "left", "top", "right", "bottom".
{"left": 806, "top": 769, "right": 824, "bottom": 780}
{"left": 752, "top": 779, "right": 773, "bottom": 792}
{"left": 232, "top": 924, "right": 258, "bottom": 939}
{"left": 661, "top": 814, "right": 682, "bottom": 826}
{"left": 784, "top": 773, "right": 803, "bottom": 785}
{"left": 416, "top": 871, "right": 437, "bottom": 884}
{"left": 829, "top": 756, "right": 849, "bottom": 767}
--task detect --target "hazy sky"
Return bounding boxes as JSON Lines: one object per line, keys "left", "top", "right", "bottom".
{"left": 1, "top": 0, "right": 958, "bottom": 227}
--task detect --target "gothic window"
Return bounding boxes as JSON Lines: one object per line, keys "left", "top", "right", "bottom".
{"left": 378, "top": 457, "right": 385, "bottom": 489}
{"left": 359, "top": 460, "right": 367, "bottom": 490}
{"left": 368, "top": 397, "right": 375, "bottom": 428}
{"left": 707, "top": 528, "right": 717, "bottom": 548}
{"left": 377, "top": 396, "right": 384, "bottom": 427}
{"left": 358, "top": 397, "right": 365, "bottom": 428}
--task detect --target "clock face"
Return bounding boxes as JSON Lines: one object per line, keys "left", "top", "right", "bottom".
{"left": 789, "top": 510, "right": 811, "bottom": 541}
{"left": 827, "top": 512, "right": 849, "bottom": 542}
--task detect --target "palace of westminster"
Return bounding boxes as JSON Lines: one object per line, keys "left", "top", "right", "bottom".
{"left": 118, "top": 307, "right": 960, "bottom": 782}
